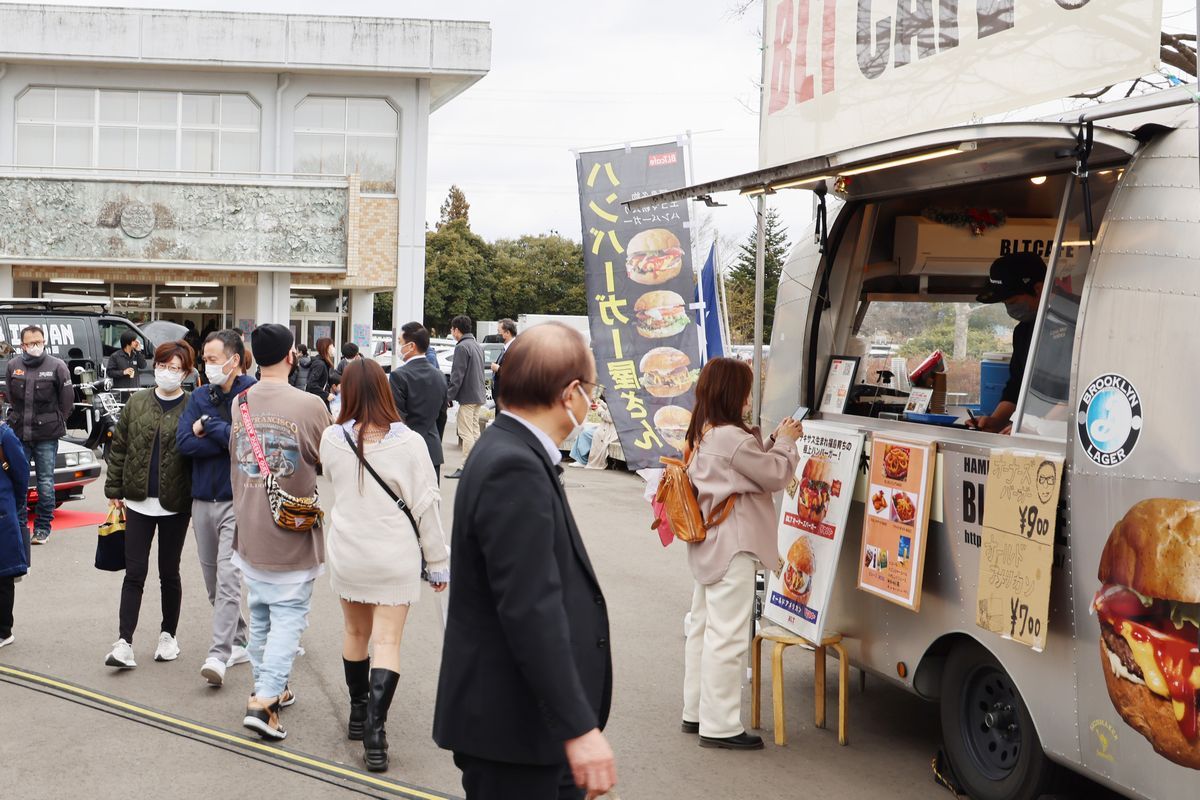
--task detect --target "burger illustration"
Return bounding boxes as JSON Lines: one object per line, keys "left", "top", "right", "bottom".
{"left": 782, "top": 535, "right": 816, "bottom": 606}
{"left": 1093, "top": 498, "right": 1200, "bottom": 769}
{"left": 796, "top": 456, "right": 833, "bottom": 529}
{"left": 626, "top": 228, "right": 684, "bottom": 285}
{"left": 639, "top": 347, "right": 697, "bottom": 398}
{"left": 634, "top": 291, "right": 688, "bottom": 339}
{"left": 653, "top": 405, "right": 691, "bottom": 451}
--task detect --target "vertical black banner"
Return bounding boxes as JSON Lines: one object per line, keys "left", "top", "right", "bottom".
{"left": 577, "top": 143, "right": 699, "bottom": 471}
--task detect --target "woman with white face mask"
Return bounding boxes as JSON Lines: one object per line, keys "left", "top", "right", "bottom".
{"left": 103, "top": 340, "right": 196, "bottom": 669}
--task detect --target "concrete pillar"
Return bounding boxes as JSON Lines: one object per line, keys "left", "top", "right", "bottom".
{"left": 394, "top": 78, "right": 430, "bottom": 331}
{"left": 233, "top": 284, "right": 258, "bottom": 334}
{"left": 0, "top": 264, "right": 13, "bottom": 298}
{"left": 349, "top": 288, "right": 374, "bottom": 350}
{"left": 255, "top": 272, "right": 291, "bottom": 327}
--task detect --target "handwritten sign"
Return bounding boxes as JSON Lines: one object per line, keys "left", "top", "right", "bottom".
{"left": 975, "top": 451, "right": 1064, "bottom": 651}
{"left": 857, "top": 434, "right": 936, "bottom": 611}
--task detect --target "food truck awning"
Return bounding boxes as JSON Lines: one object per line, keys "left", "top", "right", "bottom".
{"left": 625, "top": 121, "right": 1142, "bottom": 210}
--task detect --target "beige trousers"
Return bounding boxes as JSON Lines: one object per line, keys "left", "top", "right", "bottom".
{"left": 457, "top": 403, "right": 483, "bottom": 458}
{"left": 682, "top": 552, "right": 757, "bottom": 738}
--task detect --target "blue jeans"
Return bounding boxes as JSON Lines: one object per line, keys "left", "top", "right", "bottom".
{"left": 18, "top": 439, "right": 57, "bottom": 536}
{"left": 569, "top": 424, "right": 596, "bottom": 464}
{"left": 246, "top": 578, "right": 313, "bottom": 699}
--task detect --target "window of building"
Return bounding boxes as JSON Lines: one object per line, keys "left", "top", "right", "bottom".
{"left": 37, "top": 280, "right": 231, "bottom": 331}
{"left": 15, "top": 88, "right": 261, "bottom": 173}
{"left": 294, "top": 96, "right": 397, "bottom": 193}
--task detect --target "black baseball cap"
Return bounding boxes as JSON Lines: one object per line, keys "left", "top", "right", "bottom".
{"left": 977, "top": 253, "right": 1047, "bottom": 303}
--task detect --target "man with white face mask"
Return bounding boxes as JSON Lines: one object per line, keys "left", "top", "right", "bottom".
{"left": 5, "top": 325, "right": 73, "bottom": 546}
{"left": 434, "top": 323, "right": 617, "bottom": 800}
{"left": 177, "top": 329, "right": 257, "bottom": 686}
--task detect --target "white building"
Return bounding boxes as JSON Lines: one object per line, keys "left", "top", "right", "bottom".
{"left": 0, "top": 3, "right": 490, "bottom": 349}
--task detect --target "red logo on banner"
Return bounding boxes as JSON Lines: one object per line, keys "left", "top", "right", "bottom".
{"left": 648, "top": 152, "right": 678, "bottom": 167}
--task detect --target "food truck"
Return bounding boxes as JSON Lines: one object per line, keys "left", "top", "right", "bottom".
{"left": 628, "top": 73, "right": 1199, "bottom": 800}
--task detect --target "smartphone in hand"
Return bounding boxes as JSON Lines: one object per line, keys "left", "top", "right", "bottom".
{"left": 791, "top": 406, "right": 811, "bottom": 423}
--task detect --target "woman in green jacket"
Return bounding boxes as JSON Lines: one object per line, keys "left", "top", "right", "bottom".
{"left": 104, "top": 340, "right": 194, "bottom": 669}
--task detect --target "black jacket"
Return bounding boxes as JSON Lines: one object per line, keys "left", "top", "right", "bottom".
{"left": 389, "top": 357, "right": 448, "bottom": 468}
{"left": 107, "top": 348, "right": 146, "bottom": 390}
{"left": 305, "top": 358, "right": 333, "bottom": 407}
{"left": 5, "top": 354, "right": 73, "bottom": 443}
{"left": 289, "top": 356, "right": 312, "bottom": 390}
{"left": 433, "top": 414, "right": 611, "bottom": 765}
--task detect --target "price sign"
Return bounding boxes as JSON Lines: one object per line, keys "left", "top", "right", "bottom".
{"left": 974, "top": 451, "right": 1063, "bottom": 651}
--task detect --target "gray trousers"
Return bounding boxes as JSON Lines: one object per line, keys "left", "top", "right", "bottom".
{"left": 192, "top": 500, "right": 248, "bottom": 662}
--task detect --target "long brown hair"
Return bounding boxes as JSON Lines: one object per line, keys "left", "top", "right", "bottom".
{"left": 335, "top": 359, "right": 401, "bottom": 482}
{"left": 685, "top": 357, "right": 753, "bottom": 450}
{"left": 314, "top": 336, "right": 335, "bottom": 367}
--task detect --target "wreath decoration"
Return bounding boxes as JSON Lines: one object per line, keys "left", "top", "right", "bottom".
{"left": 922, "top": 207, "right": 1007, "bottom": 237}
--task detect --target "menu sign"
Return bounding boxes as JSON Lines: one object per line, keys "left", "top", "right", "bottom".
{"left": 764, "top": 423, "right": 866, "bottom": 642}
{"left": 819, "top": 356, "right": 859, "bottom": 414}
{"left": 975, "top": 451, "right": 1064, "bottom": 651}
{"left": 858, "top": 434, "right": 936, "bottom": 611}
{"left": 577, "top": 143, "right": 698, "bottom": 470}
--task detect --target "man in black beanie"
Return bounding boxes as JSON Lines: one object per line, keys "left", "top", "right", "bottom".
{"left": 230, "top": 323, "right": 331, "bottom": 740}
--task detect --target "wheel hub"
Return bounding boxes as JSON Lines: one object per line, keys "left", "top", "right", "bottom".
{"left": 961, "top": 666, "right": 1023, "bottom": 781}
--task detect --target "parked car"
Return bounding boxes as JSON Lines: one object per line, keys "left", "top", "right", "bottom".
{"left": 26, "top": 439, "right": 101, "bottom": 512}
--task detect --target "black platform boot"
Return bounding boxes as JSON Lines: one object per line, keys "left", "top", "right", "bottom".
{"left": 363, "top": 668, "right": 399, "bottom": 772}
{"left": 343, "top": 657, "right": 370, "bottom": 741}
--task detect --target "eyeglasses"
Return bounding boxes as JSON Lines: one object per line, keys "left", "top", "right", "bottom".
{"left": 579, "top": 380, "right": 607, "bottom": 402}
{"left": 156, "top": 364, "right": 186, "bottom": 375}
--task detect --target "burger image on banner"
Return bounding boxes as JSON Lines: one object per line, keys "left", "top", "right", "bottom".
{"left": 653, "top": 405, "right": 691, "bottom": 451}
{"left": 639, "top": 347, "right": 697, "bottom": 398}
{"left": 796, "top": 456, "right": 833, "bottom": 530}
{"left": 634, "top": 291, "right": 688, "bottom": 339}
{"left": 1093, "top": 498, "right": 1200, "bottom": 769}
{"left": 782, "top": 535, "right": 816, "bottom": 606}
{"left": 625, "top": 228, "right": 684, "bottom": 285}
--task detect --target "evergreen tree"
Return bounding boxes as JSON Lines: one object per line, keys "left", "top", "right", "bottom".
{"left": 727, "top": 208, "right": 789, "bottom": 343}
{"left": 437, "top": 185, "right": 471, "bottom": 230}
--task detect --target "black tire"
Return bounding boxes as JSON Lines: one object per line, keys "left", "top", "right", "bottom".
{"left": 939, "top": 640, "right": 1057, "bottom": 800}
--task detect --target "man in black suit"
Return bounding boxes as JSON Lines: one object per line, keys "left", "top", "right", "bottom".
{"left": 489, "top": 318, "right": 517, "bottom": 412}
{"left": 388, "top": 322, "right": 448, "bottom": 482}
{"left": 433, "top": 323, "right": 616, "bottom": 800}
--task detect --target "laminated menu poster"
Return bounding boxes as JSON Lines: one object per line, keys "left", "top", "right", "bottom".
{"left": 975, "top": 451, "right": 1063, "bottom": 652}
{"left": 764, "top": 422, "right": 866, "bottom": 642}
{"left": 858, "top": 434, "right": 937, "bottom": 611}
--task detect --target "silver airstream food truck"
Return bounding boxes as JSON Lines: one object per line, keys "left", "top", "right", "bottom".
{"left": 632, "top": 85, "right": 1199, "bottom": 800}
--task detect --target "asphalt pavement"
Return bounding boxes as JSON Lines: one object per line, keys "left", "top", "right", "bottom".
{"left": 0, "top": 436, "right": 986, "bottom": 800}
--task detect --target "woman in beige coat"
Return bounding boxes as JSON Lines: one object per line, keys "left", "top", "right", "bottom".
{"left": 682, "top": 357, "right": 802, "bottom": 750}
{"left": 320, "top": 359, "right": 449, "bottom": 772}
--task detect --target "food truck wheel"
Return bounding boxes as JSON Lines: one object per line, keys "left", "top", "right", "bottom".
{"left": 939, "top": 641, "right": 1057, "bottom": 800}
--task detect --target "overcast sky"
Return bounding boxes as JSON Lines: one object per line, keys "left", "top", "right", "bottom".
{"left": 12, "top": 0, "right": 1198, "bottom": 261}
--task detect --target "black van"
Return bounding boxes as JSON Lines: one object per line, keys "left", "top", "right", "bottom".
{"left": 0, "top": 299, "right": 155, "bottom": 431}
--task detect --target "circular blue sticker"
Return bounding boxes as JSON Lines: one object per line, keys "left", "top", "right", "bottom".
{"left": 1077, "top": 374, "right": 1142, "bottom": 467}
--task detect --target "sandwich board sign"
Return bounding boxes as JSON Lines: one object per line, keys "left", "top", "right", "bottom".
{"left": 765, "top": 422, "right": 865, "bottom": 641}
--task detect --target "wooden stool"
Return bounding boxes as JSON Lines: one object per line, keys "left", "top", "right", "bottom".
{"left": 751, "top": 625, "right": 849, "bottom": 746}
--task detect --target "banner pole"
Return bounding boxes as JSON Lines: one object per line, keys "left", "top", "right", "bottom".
{"left": 752, "top": 194, "right": 766, "bottom": 426}
{"left": 714, "top": 243, "right": 732, "bottom": 351}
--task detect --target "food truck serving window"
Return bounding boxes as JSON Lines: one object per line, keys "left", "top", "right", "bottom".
{"left": 1015, "top": 171, "right": 1119, "bottom": 438}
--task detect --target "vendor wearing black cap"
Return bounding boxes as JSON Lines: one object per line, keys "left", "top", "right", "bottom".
{"left": 965, "top": 252, "right": 1046, "bottom": 434}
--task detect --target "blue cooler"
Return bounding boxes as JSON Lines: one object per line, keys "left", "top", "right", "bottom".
{"left": 980, "top": 353, "right": 1011, "bottom": 413}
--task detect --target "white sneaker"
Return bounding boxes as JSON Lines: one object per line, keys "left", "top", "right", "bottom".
{"left": 227, "top": 644, "right": 250, "bottom": 667}
{"left": 0, "top": 634, "right": 13, "bottom": 649}
{"left": 105, "top": 638, "right": 136, "bottom": 669}
{"left": 201, "top": 657, "right": 226, "bottom": 687}
{"left": 154, "top": 632, "right": 180, "bottom": 662}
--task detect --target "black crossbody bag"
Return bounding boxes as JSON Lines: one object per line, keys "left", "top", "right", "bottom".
{"left": 342, "top": 428, "right": 427, "bottom": 580}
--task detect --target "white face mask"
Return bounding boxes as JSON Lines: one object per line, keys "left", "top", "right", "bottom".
{"left": 24, "top": 344, "right": 44, "bottom": 358}
{"left": 155, "top": 368, "right": 184, "bottom": 392}
{"left": 204, "top": 355, "right": 235, "bottom": 386}
{"left": 565, "top": 385, "right": 591, "bottom": 433}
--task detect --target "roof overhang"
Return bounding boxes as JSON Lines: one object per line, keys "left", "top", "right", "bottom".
{"left": 626, "top": 121, "right": 1141, "bottom": 210}
{"left": 0, "top": 4, "right": 492, "bottom": 110}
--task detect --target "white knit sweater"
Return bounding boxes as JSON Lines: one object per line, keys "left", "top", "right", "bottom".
{"left": 319, "top": 421, "right": 450, "bottom": 605}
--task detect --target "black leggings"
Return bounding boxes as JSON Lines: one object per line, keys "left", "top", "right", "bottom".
{"left": 119, "top": 508, "right": 189, "bottom": 644}
{"left": 0, "top": 575, "right": 14, "bottom": 639}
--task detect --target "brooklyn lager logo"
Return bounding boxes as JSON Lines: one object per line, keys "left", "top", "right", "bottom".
{"left": 1077, "top": 374, "right": 1142, "bottom": 468}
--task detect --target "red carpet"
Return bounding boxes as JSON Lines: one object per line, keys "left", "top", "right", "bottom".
{"left": 27, "top": 509, "right": 109, "bottom": 531}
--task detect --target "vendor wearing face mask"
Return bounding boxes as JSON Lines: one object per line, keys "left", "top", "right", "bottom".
{"left": 103, "top": 340, "right": 195, "bottom": 669}
{"left": 965, "top": 253, "right": 1047, "bottom": 435}
{"left": 5, "top": 325, "right": 73, "bottom": 546}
